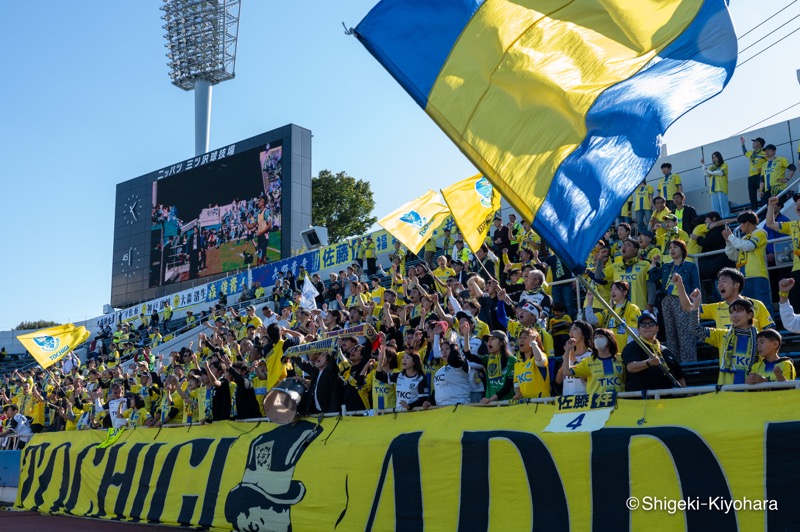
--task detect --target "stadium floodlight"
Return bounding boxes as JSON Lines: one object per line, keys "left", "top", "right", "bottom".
{"left": 161, "top": 0, "right": 241, "bottom": 156}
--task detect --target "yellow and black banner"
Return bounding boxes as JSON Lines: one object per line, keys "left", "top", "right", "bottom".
{"left": 16, "top": 390, "right": 800, "bottom": 530}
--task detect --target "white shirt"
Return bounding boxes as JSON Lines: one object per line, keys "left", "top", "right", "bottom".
{"left": 562, "top": 351, "right": 591, "bottom": 396}
{"left": 780, "top": 301, "right": 800, "bottom": 334}
{"left": 433, "top": 364, "right": 471, "bottom": 405}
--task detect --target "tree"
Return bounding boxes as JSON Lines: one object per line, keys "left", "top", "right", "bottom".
{"left": 312, "top": 170, "right": 377, "bottom": 244}
{"left": 15, "top": 320, "right": 60, "bottom": 331}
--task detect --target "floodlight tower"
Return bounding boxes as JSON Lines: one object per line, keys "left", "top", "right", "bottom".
{"left": 161, "top": 0, "right": 241, "bottom": 156}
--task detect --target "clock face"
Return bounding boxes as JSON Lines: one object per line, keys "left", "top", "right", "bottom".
{"left": 120, "top": 246, "right": 143, "bottom": 278}
{"left": 122, "top": 194, "right": 143, "bottom": 225}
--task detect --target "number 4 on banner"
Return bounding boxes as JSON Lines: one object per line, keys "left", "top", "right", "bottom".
{"left": 544, "top": 409, "right": 612, "bottom": 433}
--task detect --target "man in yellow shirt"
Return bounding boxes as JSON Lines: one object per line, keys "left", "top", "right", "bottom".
{"left": 723, "top": 211, "right": 771, "bottom": 310}
{"left": 767, "top": 194, "right": 800, "bottom": 309}
{"left": 656, "top": 214, "right": 689, "bottom": 262}
{"left": 761, "top": 144, "right": 796, "bottom": 204}
{"left": 648, "top": 196, "right": 671, "bottom": 234}
{"left": 632, "top": 179, "right": 654, "bottom": 234}
{"left": 597, "top": 238, "right": 650, "bottom": 311}
{"left": 740, "top": 136, "right": 767, "bottom": 211}
{"left": 657, "top": 163, "right": 682, "bottom": 210}
{"left": 676, "top": 267, "right": 775, "bottom": 331}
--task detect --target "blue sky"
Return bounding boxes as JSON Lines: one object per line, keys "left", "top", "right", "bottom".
{"left": 0, "top": 1, "right": 798, "bottom": 329}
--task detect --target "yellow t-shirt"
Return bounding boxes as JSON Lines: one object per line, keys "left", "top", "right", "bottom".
{"left": 762, "top": 157, "right": 792, "bottom": 194}
{"left": 603, "top": 260, "right": 650, "bottom": 311}
{"left": 632, "top": 184, "right": 654, "bottom": 212}
{"left": 591, "top": 301, "right": 641, "bottom": 348}
{"left": 778, "top": 220, "right": 800, "bottom": 272}
{"left": 700, "top": 298, "right": 774, "bottom": 331}
{"left": 734, "top": 229, "right": 768, "bottom": 279}
{"left": 750, "top": 357, "right": 796, "bottom": 382}
{"left": 571, "top": 355, "right": 625, "bottom": 395}
{"left": 745, "top": 149, "right": 766, "bottom": 176}
{"left": 657, "top": 173, "right": 681, "bottom": 200}
{"left": 513, "top": 356, "right": 550, "bottom": 398}
{"left": 708, "top": 163, "right": 729, "bottom": 194}
{"left": 687, "top": 224, "right": 708, "bottom": 256}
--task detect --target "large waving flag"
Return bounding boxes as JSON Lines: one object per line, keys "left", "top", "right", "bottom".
{"left": 355, "top": 0, "right": 737, "bottom": 271}
{"left": 378, "top": 190, "right": 450, "bottom": 254}
{"left": 18, "top": 324, "right": 90, "bottom": 369}
{"left": 441, "top": 174, "right": 501, "bottom": 253}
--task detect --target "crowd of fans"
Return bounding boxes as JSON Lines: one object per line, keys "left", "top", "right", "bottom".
{"left": 2, "top": 143, "right": 800, "bottom": 447}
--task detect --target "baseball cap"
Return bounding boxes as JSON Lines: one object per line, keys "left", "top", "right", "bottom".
{"left": 488, "top": 330, "right": 508, "bottom": 343}
{"left": 455, "top": 311, "right": 475, "bottom": 325}
{"left": 663, "top": 214, "right": 678, "bottom": 222}
{"left": 751, "top": 137, "right": 766, "bottom": 145}
{"left": 638, "top": 311, "right": 658, "bottom": 326}
{"left": 764, "top": 144, "right": 777, "bottom": 151}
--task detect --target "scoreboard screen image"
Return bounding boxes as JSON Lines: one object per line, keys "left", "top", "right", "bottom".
{"left": 111, "top": 125, "right": 311, "bottom": 309}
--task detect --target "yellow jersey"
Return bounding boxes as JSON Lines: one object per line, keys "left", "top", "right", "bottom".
{"left": 513, "top": 356, "right": 550, "bottom": 398}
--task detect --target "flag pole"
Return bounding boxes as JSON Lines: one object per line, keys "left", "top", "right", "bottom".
{"left": 576, "top": 276, "right": 681, "bottom": 388}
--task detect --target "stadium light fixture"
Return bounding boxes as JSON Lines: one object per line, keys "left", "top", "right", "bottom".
{"left": 161, "top": 0, "right": 241, "bottom": 156}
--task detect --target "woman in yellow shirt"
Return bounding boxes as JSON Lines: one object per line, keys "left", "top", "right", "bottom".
{"left": 564, "top": 328, "right": 625, "bottom": 394}
{"left": 703, "top": 151, "right": 730, "bottom": 218}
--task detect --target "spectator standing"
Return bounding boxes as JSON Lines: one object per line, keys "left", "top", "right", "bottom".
{"left": 760, "top": 144, "right": 796, "bottom": 204}
{"left": 741, "top": 136, "right": 767, "bottom": 211}
{"left": 702, "top": 151, "right": 730, "bottom": 217}
{"left": 671, "top": 192, "right": 697, "bottom": 236}
{"left": 723, "top": 211, "right": 772, "bottom": 311}
{"left": 632, "top": 179, "right": 654, "bottom": 234}
{"left": 651, "top": 241, "right": 700, "bottom": 362}
{"left": 656, "top": 163, "right": 682, "bottom": 210}
{"left": 364, "top": 236, "right": 377, "bottom": 276}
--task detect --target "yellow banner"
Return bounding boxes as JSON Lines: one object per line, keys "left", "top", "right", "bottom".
{"left": 441, "top": 174, "right": 502, "bottom": 253}
{"left": 17, "top": 390, "right": 800, "bottom": 530}
{"left": 378, "top": 190, "right": 450, "bottom": 255}
{"left": 17, "top": 324, "right": 90, "bottom": 369}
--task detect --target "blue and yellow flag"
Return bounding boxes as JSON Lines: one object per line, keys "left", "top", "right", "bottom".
{"left": 18, "top": 324, "right": 90, "bottom": 369}
{"left": 356, "top": 0, "right": 737, "bottom": 271}
{"left": 378, "top": 190, "right": 450, "bottom": 255}
{"left": 441, "top": 174, "right": 501, "bottom": 253}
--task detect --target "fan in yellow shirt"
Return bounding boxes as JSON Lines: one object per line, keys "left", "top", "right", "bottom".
{"left": 513, "top": 328, "right": 550, "bottom": 399}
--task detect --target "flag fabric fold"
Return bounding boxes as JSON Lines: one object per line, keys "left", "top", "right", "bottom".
{"left": 356, "top": 0, "right": 737, "bottom": 271}
{"left": 441, "top": 174, "right": 501, "bottom": 253}
{"left": 300, "top": 272, "right": 319, "bottom": 310}
{"left": 17, "top": 324, "right": 91, "bottom": 369}
{"left": 377, "top": 190, "right": 451, "bottom": 255}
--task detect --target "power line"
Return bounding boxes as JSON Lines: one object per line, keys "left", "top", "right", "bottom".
{"left": 738, "top": 0, "right": 798, "bottom": 40}
{"left": 737, "top": 24, "right": 800, "bottom": 67}
{"left": 734, "top": 100, "right": 800, "bottom": 135}
{"left": 739, "top": 13, "right": 800, "bottom": 53}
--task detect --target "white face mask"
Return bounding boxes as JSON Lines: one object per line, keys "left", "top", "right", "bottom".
{"left": 594, "top": 337, "right": 609, "bottom": 350}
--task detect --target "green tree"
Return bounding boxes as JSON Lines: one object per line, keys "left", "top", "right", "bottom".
{"left": 15, "top": 320, "right": 60, "bottom": 331}
{"left": 312, "top": 170, "right": 377, "bottom": 243}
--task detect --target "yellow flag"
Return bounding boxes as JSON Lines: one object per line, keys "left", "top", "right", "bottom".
{"left": 378, "top": 190, "right": 450, "bottom": 255}
{"left": 441, "top": 174, "right": 501, "bottom": 253}
{"left": 17, "top": 324, "right": 91, "bottom": 369}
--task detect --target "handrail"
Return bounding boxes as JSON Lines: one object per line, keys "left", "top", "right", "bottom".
{"left": 11, "top": 380, "right": 794, "bottom": 433}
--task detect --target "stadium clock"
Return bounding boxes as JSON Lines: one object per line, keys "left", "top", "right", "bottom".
{"left": 122, "top": 194, "right": 143, "bottom": 225}
{"left": 120, "top": 246, "right": 142, "bottom": 278}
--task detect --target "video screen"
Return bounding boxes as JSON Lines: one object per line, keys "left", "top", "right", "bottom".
{"left": 149, "top": 141, "right": 283, "bottom": 287}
